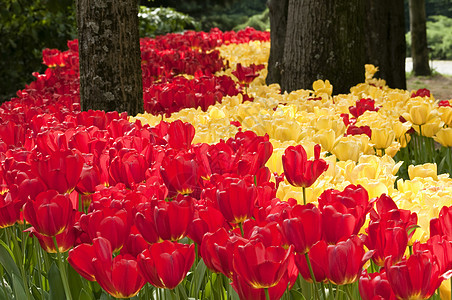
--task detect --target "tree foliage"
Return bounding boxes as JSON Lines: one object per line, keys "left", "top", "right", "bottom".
{"left": 0, "top": 0, "right": 76, "bottom": 102}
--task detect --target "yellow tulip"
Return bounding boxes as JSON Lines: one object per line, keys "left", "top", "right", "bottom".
{"left": 371, "top": 127, "right": 396, "bottom": 150}
{"left": 312, "top": 79, "right": 333, "bottom": 97}
{"left": 332, "top": 136, "right": 362, "bottom": 162}
{"left": 408, "top": 163, "right": 438, "bottom": 180}
{"left": 402, "top": 101, "right": 438, "bottom": 126}
{"left": 313, "top": 129, "right": 338, "bottom": 153}
{"left": 434, "top": 127, "right": 452, "bottom": 147}
{"left": 439, "top": 106, "right": 452, "bottom": 127}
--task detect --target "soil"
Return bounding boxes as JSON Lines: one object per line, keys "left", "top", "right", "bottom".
{"left": 406, "top": 73, "right": 452, "bottom": 101}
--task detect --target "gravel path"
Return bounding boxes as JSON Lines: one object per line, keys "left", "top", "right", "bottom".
{"left": 406, "top": 58, "right": 452, "bottom": 75}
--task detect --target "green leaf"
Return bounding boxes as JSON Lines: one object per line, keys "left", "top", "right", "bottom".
{"left": 12, "top": 273, "right": 27, "bottom": 300}
{"left": 290, "top": 289, "right": 306, "bottom": 300}
{"left": 67, "top": 264, "right": 86, "bottom": 299}
{"left": 48, "top": 262, "right": 65, "bottom": 300}
{"left": 0, "top": 239, "right": 22, "bottom": 280}
{"left": 31, "top": 285, "right": 43, "bottom": 300}
{"left": 193, "top": 259, "right": 207, "bottom": 297}
{"left": 78, "top": 288, "right": 93, "bottom": 300}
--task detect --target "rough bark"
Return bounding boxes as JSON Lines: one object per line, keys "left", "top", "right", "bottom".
{"left": 76, "top": 0, "right": 143, "bottom": 115}
{"left": 409, "top": 0, "right": 431, "bottom": 76}
{"left": 365, "top": 0, "right": 406, "bottom": 89}
{"left": 281, "top": 0, "right": 366, "bottom": 94}
{"left": 265, "top": 0, "right": 289, "bottom": 85}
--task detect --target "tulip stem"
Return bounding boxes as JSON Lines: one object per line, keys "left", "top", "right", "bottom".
{"left": 319, "top": 282, "right": 327, "bottom": 300}
{"left": 302, "top": 187, "right": 307, "bottom": 205}
{"left": 344, "top": 284, "right": 353, "bottom": 299}
{"left": 264, "top": 288, "right": 270, "bottom": 300}
{"left": 304, "top": 252, "right": 319, "bottom": 300}
{"left": 238, "top": 222, "right": 244, "bottom": 237}
{"left": 9, "top": 226, "right": 31, "bottom": 300}
{"left": 52, "top": 237, "right": 73, "bottom": 300}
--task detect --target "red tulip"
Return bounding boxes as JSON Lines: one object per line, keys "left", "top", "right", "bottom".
{"left": 385, "top": 250, "right": 450, "bottom": 299}
{"left": 282, "top": 144, "right": 328, "bottom": 188}
{"left": 135, "top": 195, "right": 194, "bottom": 243}
{"left": 430, "top": 205, "right": 452, "bottom": 240}
{"left": 364, "top": 222, "right": 408, "bottom": 266}
{"left": 0, "top": 191, "right": 22, "bottom": 228}
{"left": 413, "top": 235, "right": 452, "bottom": 274}
{"left": 138, "top": 241, "right": 195, "bottom": 289}
{"left": 160, "top": 152, "right": 199, "bottom": 196}
{"left": 24, "top": 190, "right": 75, "bottom": 237}
{"left": 346, "top": 125, "right": 372, "bottom": 138}
{"left": 79, "top": 208, "right": 131, "bottom": 252}
{"left": 349, "top": 98, "right": 379, "bottom": 118}
{"left": 188, "top": 204, "right": 228, "bottom": 246}
{"left": 167, "top": 120, "right": 195, "bottom": 150}
{"left": 233, "top": 241, "right": 294, "bottom": 289}
{"left": 319, "top": 184, "right": 372, "bottom": 237}
{"left": 295, "top": 240, "right": 329, "bottom": 283}
{"left": 327, "top": 235, "right": 374, "bottom": 285}
{"left": 359, "top": 269, "right": 396, "bottom": 300}
{"left": 216, "top": 177, "right": 257, "bottom": 224}
{"left": 280, "top": 203, "right": 322, "bottom": 253}
{"left": 232, "top": 258, "right": 298, "bottom": 300}
{"left": 201, "top": 228, "right": 247, "bottom": 278}
{"left": 31, "top": 149, "right": 84, "bottom": 194}
{"left": 320, "top": 204, "right": 357, "bottom": 244}
{"left": 232, "top": 63, "right": 264, "bottom": 85}
{"left": 109, "top": 149, "right": 147, "bottom": 189}
{"left": 69, "top": 237, "right": 145, "bottom": 298}
{"left": 27, "top": 225, "right": 79, "bottom": 253}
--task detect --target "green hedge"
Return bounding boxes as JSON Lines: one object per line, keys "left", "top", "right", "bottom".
{"left": 406, "top": 15, "right": 452, "bottom": 60}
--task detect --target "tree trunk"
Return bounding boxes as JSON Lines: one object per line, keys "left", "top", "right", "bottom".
{"left": 364, "top": 0, "right": 406, "bottom": 89}
{"left": 409, "top": 0, "right": 431, "bottom": 76}
{"left": 281, "top": 0, "right": 366, "bottom": 94}
{"left": 76, "top": 0, "right": 143, "bottom": 115}
{"left": 265, "top": 0, "right": 289, "bottom": 85}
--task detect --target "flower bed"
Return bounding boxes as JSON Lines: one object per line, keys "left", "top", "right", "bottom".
{"left": 0, "top": 28, "right": 452, "bottom": 300}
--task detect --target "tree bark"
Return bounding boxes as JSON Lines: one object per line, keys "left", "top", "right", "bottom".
{"left": 76, "top": 0, "right": 143, "bottom": 115}
{"left": 364, "top": 0, "right": 406, "bottom": 89}
{"left": 265, "top": 0, "right": 289, "bottom": 85}
{"left": 281, "top": 0, "right": 366, "bottom": 94}
{"left": 409, "top": 0, "right": 431, "bottom": 76}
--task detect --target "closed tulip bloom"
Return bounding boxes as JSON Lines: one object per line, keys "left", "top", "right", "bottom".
{"left": 364, "top": 223, "right": 408, "bottom": 266}
{"left": 109, "top": 150, "right": 147, "bottom": 189}
{"left": 359, "top": 270, "right": 396, "bottom": 300}
{"left": 371, "top": 127, "right": 396, "bottom": 150}
{"left": 295, "top": 240, "right": 328, "bottom": 283}
{"left": 233, "top": 241, "right": 294, "bottom": 289}
{"left": 135, "top": 195, "right": 194, "bottom": 243}
{"left": 413, "top": 235, "right": 452, "bottom": 274}
{"left": 0, "top": 192, "right": 22, "bottom": 228}
{"left": 402, "top": 100, "right": 438, "bottom": 126}
{"left": 385, "top": 251, "right": 448, "bottom": 299}
{"left": 327, "top": 235, "right": 374, "bottom": 285}
{"left": 167, "top": 120, "right": 195, "bottom": 150}
{"left": 69, "top": 237, "right": 145, "bottom": 298}
{"left": 430, "top": 205, "right": 452, "bottom": 240}
{"left": 80, "top": 208, "right": 131, "bottom": 252}
{"left": 24, "top": 190, "right": 75, "bottom": 237}
{"left": 282, "top": 144, "right": 328, "bottom": 188}
{"left": 216, "top": 178, "right": 257, "bottom": 224}
{"left": 28, "top": 225, "right": 79, "bottom": 253}
{"left": 31, "top": 149, "right": 84, "bottom": 194}
{"left": 138, "top": 241, "right": 195, "bottom": 289}
{"left": 434, "top": 128, "right": 452, "bottom": 147}
{"left": 160, "top": 153, "right": 199, "bottom": 196}
{"left": 200, "top": 228, "right": 247, "bottom": 278}
{"left": 188, "top": 205, "right": 228, "bottom": 245}
{"left": 281, "top": 203, "right": 322, "bottom": 253}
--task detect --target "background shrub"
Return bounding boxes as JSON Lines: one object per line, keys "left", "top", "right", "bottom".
{"left": 406, "top": 15, "right": 452, "bottom": 60}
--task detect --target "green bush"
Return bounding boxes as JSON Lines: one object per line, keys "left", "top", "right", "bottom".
{"left": 139, "top": 6, "right": 201, "bottom": 37}
{"left": 233, "top": 8, "right": 269, "bottom": 31}
{"left": 406, "top": 15, "right": 452, "bottom": 60}
{"left": 0, "top": 0, "right": 76, "bottom": 102}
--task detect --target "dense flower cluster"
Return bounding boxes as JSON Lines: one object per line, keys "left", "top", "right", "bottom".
{"left": 1, "top": 27, "right": 452, "bottom": 299}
